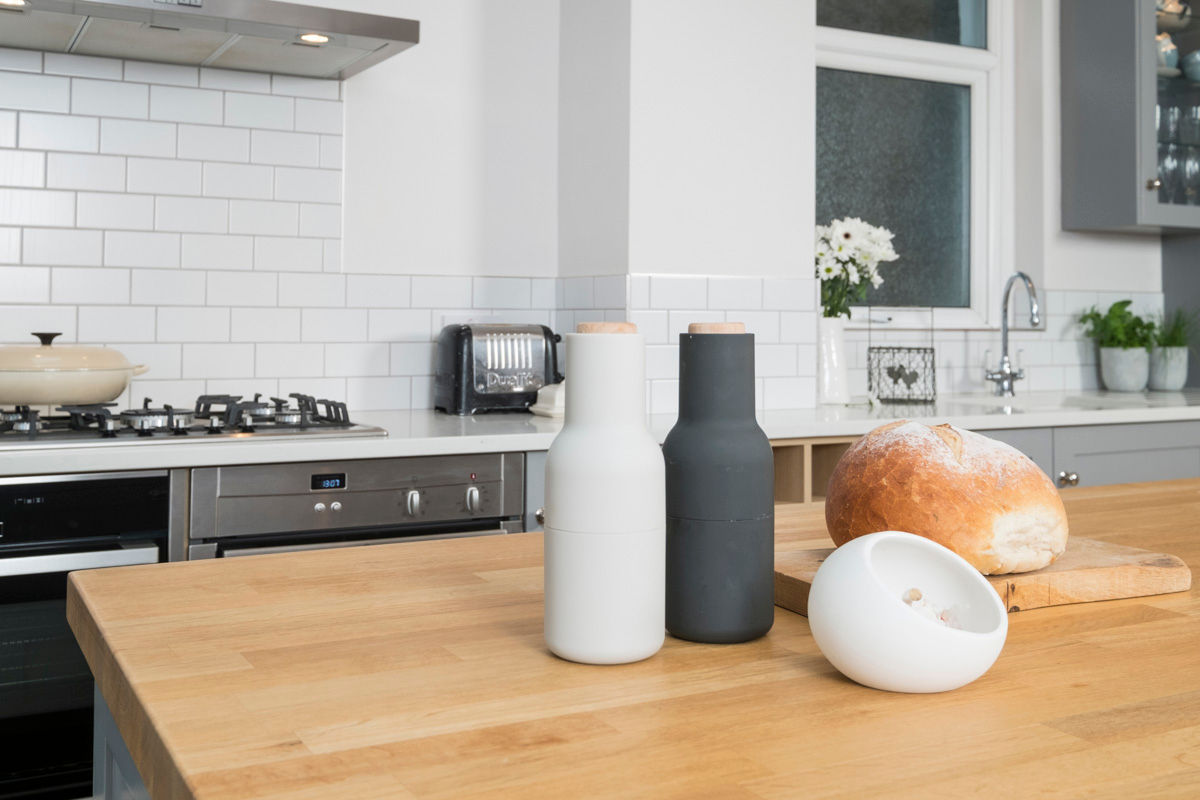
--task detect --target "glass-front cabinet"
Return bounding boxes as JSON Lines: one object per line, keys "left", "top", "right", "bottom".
{"left": 1061, "top": 0, "right": 1200, "bottom": 232}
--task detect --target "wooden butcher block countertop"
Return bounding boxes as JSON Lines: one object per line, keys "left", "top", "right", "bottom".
{"left": 67, "top": 480, "right": 1200, "bottom": 800}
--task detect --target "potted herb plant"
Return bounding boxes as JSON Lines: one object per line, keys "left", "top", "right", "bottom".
{"left": 1150, "top": 309, "right": 1194, "bottom": 391}
{"left": 1080, "top": 301, "right": 1156, "bottom": 392}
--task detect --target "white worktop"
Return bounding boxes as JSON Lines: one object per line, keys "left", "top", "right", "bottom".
{"left": 4, "top": 390, "right": 1200, "bottom": 476}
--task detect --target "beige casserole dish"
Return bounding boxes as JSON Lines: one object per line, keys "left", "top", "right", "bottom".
{"left": 0, "top": 333, "right": 148, "bottom": 406}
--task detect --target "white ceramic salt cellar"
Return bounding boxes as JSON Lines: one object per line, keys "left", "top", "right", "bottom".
{"left": 808, "top": 531, "right": 1008, "bottom": 693}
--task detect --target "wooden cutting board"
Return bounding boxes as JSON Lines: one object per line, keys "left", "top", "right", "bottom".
{"left": 774, "top": 536, "right": 1192, "bottom": 616}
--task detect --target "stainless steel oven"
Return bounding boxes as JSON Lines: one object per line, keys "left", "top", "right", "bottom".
{"left": 0, "top": 470, "right": 182, "bottom": 800}
{"left": 187, "top": 454, "right": 525, "bottom": 558}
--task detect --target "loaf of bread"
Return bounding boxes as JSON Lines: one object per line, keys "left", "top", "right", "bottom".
{"left": 825, "top": 421, "right": 1068, "bottom": 574}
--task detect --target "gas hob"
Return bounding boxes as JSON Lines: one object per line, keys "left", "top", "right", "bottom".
{"left": 0, "top": 393, "right": 387, "bottom": 446}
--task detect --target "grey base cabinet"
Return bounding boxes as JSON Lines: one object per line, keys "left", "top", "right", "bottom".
{"left": 93, "top": 686, "right": 150, "bottom": 800}
{"left": 982, "top": 427, "right": 1054, "bottom": 479}
{"left": 1052, "top": 421, "right": 1200, "bottom": 487}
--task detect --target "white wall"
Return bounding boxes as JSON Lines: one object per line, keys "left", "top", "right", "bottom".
{"left": 628, "top": 0, "right": 814, "bottom": 278}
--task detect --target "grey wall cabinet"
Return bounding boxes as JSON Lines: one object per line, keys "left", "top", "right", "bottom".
{"left": 1061, "top": 0, "right": 1200, "bottom": 232}
{"left": 1052, "top": 420, "right": 1200, "bottom": 487}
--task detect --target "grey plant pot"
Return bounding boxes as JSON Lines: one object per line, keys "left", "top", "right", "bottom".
{"left": 1149, "top": 346, "right": 1189, "bottom": 391}
{"left": 1099, "top": 347, "right": 1149, "bottom": 392}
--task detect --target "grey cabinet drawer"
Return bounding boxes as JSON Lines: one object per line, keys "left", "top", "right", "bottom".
{"left": 981, "top": 427, "right": 1054, "bottom": 480}
{"left": 1052, "top": 421, "right": 1200, "bottom": 487}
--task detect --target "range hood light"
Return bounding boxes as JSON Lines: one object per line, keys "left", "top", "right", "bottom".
{"left": 298, "top": 32, "right": 330, "bottom": 45}
{"left": 0, "top": 0, "right": 29, "bottom": 8}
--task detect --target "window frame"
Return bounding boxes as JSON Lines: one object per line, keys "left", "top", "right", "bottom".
{"left": 815, "top": 1, "right": 1014, "bottom": 331}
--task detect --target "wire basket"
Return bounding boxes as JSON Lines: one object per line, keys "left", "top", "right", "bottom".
{"left": 868, "top": 346, "right": 936, "bottom": 404}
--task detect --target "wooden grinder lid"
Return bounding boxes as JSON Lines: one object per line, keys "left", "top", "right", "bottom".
{"left": 687, "top": 322, "right": 746, "bottom": 334}
{"left": 576, "top": 322, "right": 638, "bottom": 334}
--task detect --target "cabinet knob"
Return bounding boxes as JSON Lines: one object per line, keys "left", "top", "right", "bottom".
{"left": 1057, "top": 470, "right": 1079, "bottom": 487}
{"left": 1147, "top": 178, "right": 1163, "bottom": 191}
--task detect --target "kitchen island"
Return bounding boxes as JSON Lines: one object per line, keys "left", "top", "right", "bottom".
{"left": 68, "top": 480, "right": 1200, "bottom": 799}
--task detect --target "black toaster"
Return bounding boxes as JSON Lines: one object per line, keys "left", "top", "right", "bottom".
{"left": 435, "top": 324, "right": 563, "bottom": 415}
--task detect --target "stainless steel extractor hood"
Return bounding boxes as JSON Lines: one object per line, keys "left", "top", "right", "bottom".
{"left": 0, "top": 0, "right": 419, "bottom": 80}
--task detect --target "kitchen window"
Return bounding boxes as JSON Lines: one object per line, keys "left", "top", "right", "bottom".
{"left": 815, "top": 0, "right": 1013, "bottom": 329}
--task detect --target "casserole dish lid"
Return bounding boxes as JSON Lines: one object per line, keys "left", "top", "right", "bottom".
{"left": 0, "top": 332, "right": 137, "bottom": 372}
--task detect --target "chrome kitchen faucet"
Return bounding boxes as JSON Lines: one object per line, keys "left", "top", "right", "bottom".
{"left": 985, "top": 272, "right": 1041, "bottom": 396}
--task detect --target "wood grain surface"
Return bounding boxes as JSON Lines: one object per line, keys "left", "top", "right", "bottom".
{"left": 68, "top": 479, "right": 1200, "bottom": 800}
{"left": 774, "top": 536, "right": 1192, "bottom": 617}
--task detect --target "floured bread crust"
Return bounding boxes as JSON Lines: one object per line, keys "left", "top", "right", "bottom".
{"left": 825, "top": 421, "right": 1069, "bottom": 574}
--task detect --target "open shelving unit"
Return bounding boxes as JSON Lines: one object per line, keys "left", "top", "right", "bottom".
{"left": 771, "top": 436, "right": 860, "bottom": 504}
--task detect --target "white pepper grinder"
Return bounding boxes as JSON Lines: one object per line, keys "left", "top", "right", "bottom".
{"left": 543, "top": 321, "right": 665, "bottom": 664}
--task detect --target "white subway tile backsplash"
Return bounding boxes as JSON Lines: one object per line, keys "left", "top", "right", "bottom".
{"left": 131, "top": 269, "right": 205, "bottom": 305}
{"left": 627, "top": 310, "right": 669, "bottom": 344}
{"left": 128, "top": 158, "right": 201, "bottom": 196}
{"left": 224, "top": 92, "right": 293, "bottom": 131}
{"left": 178, "top": 124, "right": 249, "bottom": 162}
{"left": 124, "top": 61, "right": 197, "bottom": 87}
{"left": 319, "top": 135, "right": 343, "bottom": 169}
{"left": 531, "top": 278, "right": 555, "bottom": 309}
{"left": 755, "top": 344, "right": 799, "bottom": 377}
{"left": 412, "top": 276, "right": 471, "bottom": 308}
{"left": 325, "top": 343, "right": 389, "bottom": 377}
{"left": 150, "top": 86, "right": 222, "bottom": 125}
{"left": 231, "top": 308, "right": 300, "bottom": 342}
{"left": 652, "top": 276, "right": 707, "bottom": 310}
{"left": 0, "top": 266, "right": 50, "bottom": 303}
{"left": 206, "top": 270, "right": 277, "bottom": 306}
{"left": 298, "top": 203, "right": 340, "bottom": 238}
{"left": 389, "top": 342, "right": 436, "bottom": 375}
{"left": 72, "top": 78, "right": 148, "bottom": 119}
{"left": 0, "top": 49, "right": 43, "bottom": 73}
{"left": 249, "top": 130, "right": 320, "bottom": 167}
{"left": 155, "top": 196, "right": 228, "bottom": 233}
{"left": 739, "top": 310, "right": 780, "bottom": 343}
{"left": 271, "top": 75, "right": 339, "bottom": 100}
{"left": 78, "top": 304, "right": 154, "bottom": 342}
{"left": 23, "top": 228, "right": 102, "bottom": 266}
{"left": 199, "top": 68, "right": 271, "bottom": 94}
{"left": 113, "top": 343, "right": 181, "bottom": 378}
{"left": 668, "top": 310, "right": 723, "bottom": 339}
{"left": 0, "top": 151, "right": 45, "bottom": 187}
{"left": 763, "top": 376, "right": 813, "bottom": 411}
{"left": 322, "top": 239, "right": 339, "bottom": 272}
{"left": 561, "top": 276, "right": 593, "bottom": 308}
{"left": 302, "top": 308, "right": 365, "bottom": 342}
{"left": 274, "top": 167, "right": 340, "bottom": 203}
{"left": 253, "top": 236, "right": 322, "bottom": 271}
{"left": 46, "top": 153, "right": 124, "bottom": 191}
{"left": 100, "top": 119, "right": 175, "bottom": 157}
{"left": 780, "top": 311, "right": 818, "bottom": 344}
{"left": 369, "top": 309, "right": 432, "bottom": 342}
{"left": 346, "top": 275, "right": 409, "bottom": 308}
{"left": 78, "top": 192, "right": 154, "bottom": 230}
{"left": 182, "top": 233, "right": 253, "bottom": 270}
{"left": 105, "top": 231, "right": 180, "bottom": 268}
{"left": 182, "top": 343, "right": 255, "bottom": 378}
{"left": 0, "top": 189, "right": 75, "bottom": 226}
{"left": 202, "top": 162, "right": 272, "bottom": 200}
{"left": 594, "top": 275, "right": 626, "bottom": 309}
{"left": 411, "top": 376, "right": 434, "bottom": 409}
{"left": 229, "top": 200, "right": 298, "bottom": 236}
{"left": 254, "top": 343, "right": 323, "bottom": 377}
{"left": 279, "top": 273, "right": 344, "bottom": 307}
{"left": 0, "top": 73, "right": 70, "bottom": 113}
{"left": 650, "top": 380, "right": 678, "bottom": 415}
{"left": 0, "top": 111, "right": 14, "bottom": 147}
{"left": 347, "top": 376, "right": 410, "bottom": 410}
{"left": 474, "top": 277, "right": 530, "bottom": 309}
{"left": 21, "top": 113, "right": 98, "bottom": 152}
{"left": 0, "top": 229, "right": 19, "bottom": 263}
{"left": 645, "top": 345, "right": 679, "bottom": 380}
{"left": 708, "top": 277, "right": 762, "bottom": 310}
{"left": 0, "top": 305, "right": 77, "bottom": 342}
{"left": 45, "top": 54, "right": 122, "bottom": 80}
{"left": 52, "top": 267, "right": 129, "bottom": 304}
{"left": 156, "top": 306, "right": 229, "bottom": 342}
{"left": 294, "top": 99, "right": 342, "bottom": 134}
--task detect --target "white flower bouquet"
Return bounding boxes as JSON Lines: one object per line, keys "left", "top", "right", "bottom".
{"left": 814, "top": 217, "right": 899, "bottom": 318}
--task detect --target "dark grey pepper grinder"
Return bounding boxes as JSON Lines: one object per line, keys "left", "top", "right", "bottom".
{"left": 663, "top": 322, "right": 775, "bottom": 643}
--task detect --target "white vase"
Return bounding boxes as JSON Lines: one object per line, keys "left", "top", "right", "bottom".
{"left": 1099, "top": 347, "right": 1149, "bottom": 392}
{"left": 1149, "top": 346, "right": 1188, "bottom": 391}
{"left": 818, "top": 315, "right": 851, "bottom": 405}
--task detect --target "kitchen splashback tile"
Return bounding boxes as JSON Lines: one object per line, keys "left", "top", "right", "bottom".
{"left": 280, "top": 273, "right": 345, "bottom": 308}
{"left": 123, "top": 61, "right": 198, "bottom": 88}
{"left": 253, "top": 236, "right": 323, "bottom": 272}
{"left": 46, "top": 54, "right": 123, "bottom": 80}
{"left": 207, "top": 270, "right": 277, "bottom": 307}
{"left": 347, "top": 376, "right": 410, "bottom": 410}
{"left": 651, "top": 276, "right": 707, "bottom": 310}
{"left": 73, "top": 78, "right": 148, "bottom": 120}
{"left": 319, "top": 135, "right": 343, "bottom": 169}
{"left": 46, "top": 153, "right": 125, "bottom": 192}
{"left": 231, "top": 308, "right": 300, "bottom": 342}
{"left": 254, "top": 343, "right": 323, "bottom": 377}
{"left": 302, "top": 308, "right": 366, "bottom": 342}
{"left": 249, "top": 130, "right": 320, "bottom": 167}
{"left": 0, "top": 189, "right": 75, "bottom": 227}
{"left": 131, "top": 269, "right": 205, "bottom": 306}
{"left": 473, "top": 277, "right": 531, "bottom": 309}
{"left": 0, "top": 228, "right": 18, "bottom": 263}
{"left": 78, "top": 192, "right": 155, "bottom": 230}
{"left": 155, "top": 196, "right": 228, "bottom": 234}
{"left": 0, "top": 305, "right": 77, "bottom": 342}
{"left": 271, "top": 75, "right": 340, "bottom": 100}
{"left": 21, "top": 113, "right": 99, "bottom": 152}
{"left": 182, "top": 343, "right": 255, "bottom": 379}
{"left": 1, "top": 267, "right": 50, "bottom": 303}
{"left": 275, "top": 167, "right": 341, "bottom": 204}
{"left": 0, "top": 72, "right": 70, "bottom": 113}
{"left": 200, "top": 68, "right": 271, "bottom": 94}
{"left": 113, "top": 343, "right": 181, "bottom": 378}
{"left": 0, "top": 49, "right": 44, "bottom": 74}
{"left": 298, "top": 204, "right": 340, "bottom": 238}
{"left": 708, "top": 277, "right": 762, "bottom": 310}
{"left": 229, "top": 200, "right": 299, "bottom": 236}
{"left": 346, "top": 275, "right": 410, "bottom": 308}
{"left": 294, "top": 99, "right": 343, "bottom": 135}
{"left": 156, "top": 306, "right": 229, "bottom": 342}
{"left": 324, "top": 343, "right": 389, "bottom": 377}
{"left": 389, "top": 342, "right": 436, "bottom": 376}
{"left": 369, "top": 309, "right": 433, "bottom": 342}
{"left": 23, "top": 228, "right": 102, "bottom": 266}
{"left": 0, "top": 111, "right": 15, "bottom": 148}
{"left": 203, "top": 163, "right": 273, "bottom": 200}
{"left": 150, "top": 85, "right": 223, "bottom": 125}
{"left": 225, "top": 92, "right": 294, "bottom": 131}
{"left": 182, "top": 234, "right": 253, "bottom": 271}
{"left": 412, "top": 276, "right": 471, "bottom": 308}
{"left": 100, "top": 118, "right": 175, "bottom": 157}
{"left": 78, "top": 304, "right": 155, "bottom": 342}
{"left": 178, "top": 124, "right": 249, "bottom": 162}
{"left": 0, "top": 151, "right": 45, "bottom": 188}
{"left": 128, "top": 158, "right": 202, "bottom": 196}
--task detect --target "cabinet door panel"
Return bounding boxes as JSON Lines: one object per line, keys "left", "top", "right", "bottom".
{"left": 980, "top": 427, "right": 1054, "bottom": 479}
{"left": 1053, "top": 421, "right": 1200, "bottom": 487}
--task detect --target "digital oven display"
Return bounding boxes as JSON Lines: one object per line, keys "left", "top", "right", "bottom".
{"left": 311, "top": 473, "right": 347, "bottom": 491}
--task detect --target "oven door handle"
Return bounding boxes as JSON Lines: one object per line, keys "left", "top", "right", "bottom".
{"left": 220, "top": 528, "right": 509, "bottom": 558}
{"left": 0, "top": 543, "right": 160, "bottom": 577}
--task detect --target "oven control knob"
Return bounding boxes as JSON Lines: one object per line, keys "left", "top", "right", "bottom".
{"left": 405, "top": 489, "right": 422, "bottom": 517}
{"left": 330, "top": 501, "right": 342, "bottom": 512}
{"left": 465, "top": 485, "right": 480, "bottom": 513}
{"left": 314, "top": 502, "right": 326, "bottom": 513}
